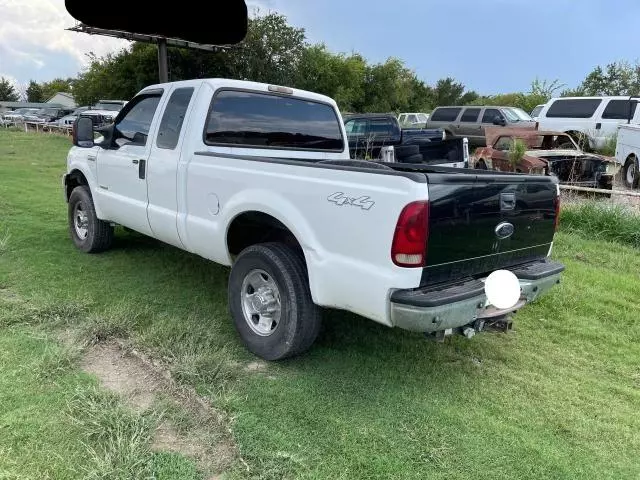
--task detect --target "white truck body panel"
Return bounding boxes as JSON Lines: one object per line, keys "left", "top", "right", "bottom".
{"left": 66, "top": 79, "right": 424, "bottom": 325}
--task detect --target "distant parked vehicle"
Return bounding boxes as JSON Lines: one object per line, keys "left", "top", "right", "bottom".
{"left": 536, "top": 96, "right": 639, "bottom": 150}
{"left": 530, "top": 104, "right": 545, "bottom": 120}
{"left": 23, "top": 107, "right": 74, "bottom": 123}
{"left": 426, "top": 105, "right": 536, "bottom": 147}
{"left": 344, "top": 113, "right": 468, "bottom": 167}
{"left": 614, "top": 123, "right": 640, "bottom": 188}
{"left": 57, "top": 106, "right": 91, "bottom": 126}
{"left": 2, "top": 108, "right": 40, "bottom": 122}
{"left": 344, "top": 113, "right": 443, "bottom": 161}
{"left": 473, "top": 127, "right": 616, "bottom": 190}
{"left": 398, "top": 112, "right": 429, "bottom": 128}
{"left": 83, "top": 100, "right": 128, "bottom": 121}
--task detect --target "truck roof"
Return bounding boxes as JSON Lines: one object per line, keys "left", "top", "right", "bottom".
{"left": 138, "top": 78, "right": 339, "bottom": 108}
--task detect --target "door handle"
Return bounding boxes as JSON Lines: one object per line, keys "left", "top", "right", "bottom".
{"left": 138, "top": 159, "right": 146, "bottom": 180}
{"left": 131, "top": 159, "right": 139, "bottom": 164}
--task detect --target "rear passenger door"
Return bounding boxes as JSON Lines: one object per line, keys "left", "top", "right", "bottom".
{"left": 599, "top": 99, "right": 637, "bottom": 140}
{"left": 456, "top": 107, "right": 482, "bottom": 144}
{"left": 147, "top": 85, "right": 197, "bottom": 248}
{"left": 480, "top": 108, "right": 505, "bottom": 146}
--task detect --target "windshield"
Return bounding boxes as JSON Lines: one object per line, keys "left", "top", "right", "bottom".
{"left": 94, "top": 102, "right": 123, "bottom": 111}
{"left": 36, "top": 108, "right": 57, "bottom": 116}
{"left": 417, "top": 113, "right": 428, "bottom": 122}
{"left": 531, "top": 105, "right": 544, "bottom": 117}
{"left": 510, "top": 107, "right": 533, "bottom": 120}
{"left": 502, "top": 108, "right": 520, "bottom": 122}
{"left": 72, "top": 107, "right": 88, "bottom": 115}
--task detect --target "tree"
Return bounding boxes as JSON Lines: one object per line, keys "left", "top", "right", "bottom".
{"left": 564, "top": 61, "right": 640, "bottom": 97}
{"left": 26, "top": 80, "right": 44, "bottom": 102}
{"left": 40, "top": 78, "right": 75, "bottom": 101}
{"left": 429, "top": 77, "right": 477, "bottom": 107}
{"left": 0, "top": 77, "right": 19, "bottom": 102}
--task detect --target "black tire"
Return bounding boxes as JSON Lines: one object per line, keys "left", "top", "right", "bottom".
{"left": 228, "top": 243, "right": 321, "bottom": 360}
{"left": 68, "top": 186, "right": 114, "bottom": 253}
{"left": 623, "top": 156, "right": 638, "bottom": 189}
{"left": 394, "top": 145, "right": 420, "bottom": 158}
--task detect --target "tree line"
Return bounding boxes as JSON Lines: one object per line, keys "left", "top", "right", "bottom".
{"left": 2, "top": 13, "right": 640, "bottom": 114}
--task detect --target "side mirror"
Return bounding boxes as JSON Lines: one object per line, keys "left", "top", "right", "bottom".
{"left": 73, "top": 116, "right": 94, "bottom": 148}
{"left": 493, "top": 116, "right": 506, "bottom": 126}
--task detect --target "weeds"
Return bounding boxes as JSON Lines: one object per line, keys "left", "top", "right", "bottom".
{"left": 560, "top": 200, "right": 640, "bottom": 248}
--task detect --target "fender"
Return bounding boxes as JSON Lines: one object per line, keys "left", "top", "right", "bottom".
{"left": 221, "top": 188, "right": 325, "bottom": 301}
{"left": 66, "top": 149, "right": 106, "bottom": 219}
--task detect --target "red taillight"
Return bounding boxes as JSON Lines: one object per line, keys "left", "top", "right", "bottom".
{"left": 71, "top": 121, "right": 77, "bottom": 144}
{"left": 553, "top": 194, "right": 560, "bottom": 232}
{"left": 391, "top": 201, "right": 429, "bottom": 267}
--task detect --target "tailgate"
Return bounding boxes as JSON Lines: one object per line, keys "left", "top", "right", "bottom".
{"left": 423, "top": 171, "right": 557, "bottom": 285}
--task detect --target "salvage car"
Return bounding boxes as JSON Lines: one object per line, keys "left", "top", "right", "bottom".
{"left": 473, "top": 127, "right": 616, "bottom": 189}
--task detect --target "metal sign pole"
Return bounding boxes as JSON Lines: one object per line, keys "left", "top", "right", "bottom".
{"left": 158, "top": 38, "right": 168, "bottom": 83}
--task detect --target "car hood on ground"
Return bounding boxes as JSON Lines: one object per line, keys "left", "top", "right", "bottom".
{"left": 525, "top": 150, "right": 613, "bottom": 163}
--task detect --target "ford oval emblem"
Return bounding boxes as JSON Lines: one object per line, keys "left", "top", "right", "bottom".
{"left": 495, "top": 222, "right": 515, "bottom": 239}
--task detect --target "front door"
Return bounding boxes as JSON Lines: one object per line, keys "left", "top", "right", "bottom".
{"left": 96, "top": 93, "right": 164, "bottom": 235}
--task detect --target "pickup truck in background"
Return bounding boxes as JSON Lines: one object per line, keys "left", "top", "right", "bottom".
{"left": 64, "top": 79, "right": 564, "bottom": 360}
{"left": 344, "top": 113, "right": 444, "bottom": 161}
{"left": 343, "top": 113, "right": 469, "bottom": 167}
{"left": 615, "top": 123, "right": 640, "bottom": 188}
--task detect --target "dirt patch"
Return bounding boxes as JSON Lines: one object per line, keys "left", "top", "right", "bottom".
{"left": 82, "top": 343, "right": 161, "bottom": 411}
{"left": 245, "top": 360, "right": 268, "bottom": 372}
{"left": 80, "top": 340, "right": 238, "bottom": 474}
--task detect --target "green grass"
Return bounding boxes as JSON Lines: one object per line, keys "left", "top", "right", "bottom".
{"left": 0, "top": 322, "right": 200, "bottom": 479}
{"left": 1, "top": 130, "right": 640, "bottom": 479}
{"left": 560, "top": 200, "right": 640, "bottom": 249}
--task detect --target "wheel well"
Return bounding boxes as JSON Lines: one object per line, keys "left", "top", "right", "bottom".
{"left": 625, "top": 153, "right": 637, "bottom": 166}
{"left": 65, "top": 170, "right": 88, "bottom": 201}
{"left": 227, "top": 211, "right": 302, "bottom": 257}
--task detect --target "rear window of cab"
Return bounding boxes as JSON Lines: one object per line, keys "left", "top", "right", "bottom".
{"left": 204, "top": 90, "right": 345, "bottom": 151}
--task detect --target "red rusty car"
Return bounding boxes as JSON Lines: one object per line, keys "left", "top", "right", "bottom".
{"left": 472, "top": 127, "right": 617, "bottom": 189}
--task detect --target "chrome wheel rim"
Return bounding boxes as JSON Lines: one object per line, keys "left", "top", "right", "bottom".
{"left": 627, "top": 163, "right": 636, "bottom": 185}
{"left": 241, "top": 269, "right": 281, "bottom": 336}
{"left": 73, "top": 203, "right": 89, "bottom": 240}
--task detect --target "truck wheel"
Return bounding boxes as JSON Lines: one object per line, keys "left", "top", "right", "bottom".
{"left": 68, "top": 186, "right": 114, "bottom": 253}
{"left": 624, "top": 156, "right": 638, "bottom": 189}
{"left": 228, "top": 243, "right": 321, "bottom": 360}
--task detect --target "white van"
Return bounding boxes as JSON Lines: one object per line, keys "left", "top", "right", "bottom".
{"left": 537, "top": 96, "right": 639, "bottom": 150}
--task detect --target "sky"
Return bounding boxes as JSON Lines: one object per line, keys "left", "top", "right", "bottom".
{"left": 1, "top": 0, "right": 640, "bottom": 95}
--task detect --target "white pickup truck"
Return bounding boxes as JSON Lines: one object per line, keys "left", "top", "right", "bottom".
{"left": 64, "top": 79, "right": 564, "bottom": 360}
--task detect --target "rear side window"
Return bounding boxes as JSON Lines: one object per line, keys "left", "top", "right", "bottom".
{"left": 545, "top": 99, "right": 601, "bottom": 118}
{"left": 430, "top": 107, "right": 461, "bottom": 122}
{"left": 204, "top": 90, "right": 344, "bottom": 151}
{"left": 601, "top": 99, "right": 637, "bottom": 120}
{"left": 460, "top": 108, "right": 480, "bottom": 122}
{"left": 369, "top": 118, "right": 395, "bottom": 135}
{"left": 481, "top": 108, "right": 502, "bottom": 123}
{"left": 157, "top": 87, "right": 194, "bottom": 149}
